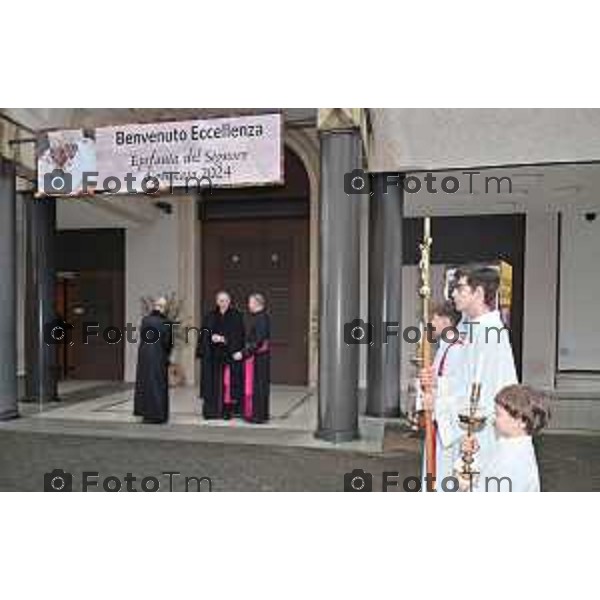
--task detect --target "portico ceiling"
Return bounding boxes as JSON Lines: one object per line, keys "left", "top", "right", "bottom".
{"left": 404, "top": 162, "right": 600, "bottom": 216}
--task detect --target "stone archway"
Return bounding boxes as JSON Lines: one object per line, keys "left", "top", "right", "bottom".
{"left": 199, "top": 143, "right": 315, "bottom": 385}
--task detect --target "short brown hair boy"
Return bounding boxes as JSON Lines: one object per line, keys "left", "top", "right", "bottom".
{"left": 494, "top": 384, "right": 551, "bottom": 435}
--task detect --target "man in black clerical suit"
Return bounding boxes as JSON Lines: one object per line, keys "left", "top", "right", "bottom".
{"left": 197, "top": 291, "right": 245, "bottom": 420}
{"left": 233, "top": 293, "right": 271, "bottom": 424}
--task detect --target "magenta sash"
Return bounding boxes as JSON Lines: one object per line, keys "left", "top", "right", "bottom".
{"left": 243, "top": 356, "right": 255, "bottom": 419}
{"left": 223, "top": 364, "right": 232, "bottom": 405}
{"left": 242, "top": 341, "right": 269, "bottom": 419}
{"left": 256, "top": 340, "right": 270, "bottom": 355}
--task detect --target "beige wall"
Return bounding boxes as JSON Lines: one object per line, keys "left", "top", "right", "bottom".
{"left": 522, "top": 211, "right": 559, "bottom": 390}
{"left": 16, "top": 193, "right": 27, "bottom": 377}
{"left": 558, "top": 207, "right": 600, "bottom": 371}
{"left": 124, "top": 193, "right": 200, "bottom": 385}
{"left": 285, "top": 128, "right": 320, "bottom": 387}
{"left": 368, "top": 109, "right": 600, "bottom": 172}
{"left": 175, "top": 195, "right": 199, "bottom": 385}
{"left": 125, "top": 204, "right": 180, "bottom": 382}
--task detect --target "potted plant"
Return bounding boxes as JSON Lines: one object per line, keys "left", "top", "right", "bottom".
{"left": 140, "top": 292, "right": 192, "bottom": 387}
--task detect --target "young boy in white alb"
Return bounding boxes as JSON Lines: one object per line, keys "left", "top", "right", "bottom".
{"left": 459, "top": 384, "right": 550, "bottom": 492}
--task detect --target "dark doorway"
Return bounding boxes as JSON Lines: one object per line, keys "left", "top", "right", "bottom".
{"left": 55, "top": 229, "right": 125, "bottom": 380}
{"left": 202, "top": 219, "right": 309, "bottom": 384}
{"left": 200, "top": 147, "right": 310, "bottom": 385}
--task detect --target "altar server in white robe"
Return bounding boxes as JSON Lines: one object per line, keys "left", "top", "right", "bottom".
{"left": 420, "top": 266, "right": 518, "bottom": 491}
{"left": 459, "top": 384, "right": 550, "bottom": 492}
{"left": 451, "top": 266, "right": 519, "bottom": 470}
{"left": 418, "top": 301, "right": 467, "bottom": 491}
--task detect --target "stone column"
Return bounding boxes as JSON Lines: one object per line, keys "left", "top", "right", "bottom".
{"left": 0, "top": 158, "right": 19, "bottom": 420}
{"left": 315, "top": 109, "right": 365, "bottom": 442}
{"left": 366, "top": 173, "right": 404, "bottom": 417}
{"left": 24, "top": 194, "right": 58, "bottom": 403}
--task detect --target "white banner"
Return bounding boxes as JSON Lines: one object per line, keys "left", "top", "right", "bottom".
{"left": 37, "top": 113, "right": 283, "bottom": 195}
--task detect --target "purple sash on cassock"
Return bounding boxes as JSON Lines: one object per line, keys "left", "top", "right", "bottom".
{"left": 223, "top": 365, "right": 232, "bottom": 406}
{"left": 242, "top": 340, "right": 270, "bottom": 419}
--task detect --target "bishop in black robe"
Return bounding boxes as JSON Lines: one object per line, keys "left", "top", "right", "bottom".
{"left": 133, "top": 300, "right": 173, "bottom": 424}
{"left": 197, "top": 294, "right": 245, "bottom": 420}
{"left": 234, "top": 295, "right": 271, "bottom": 424}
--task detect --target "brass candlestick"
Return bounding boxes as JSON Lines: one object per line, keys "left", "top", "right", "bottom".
{"left": 455, "top": 382, "right": 487, "bottom": 491}
{"left": 407, "top": 350, "right": 424, "bottom": 432}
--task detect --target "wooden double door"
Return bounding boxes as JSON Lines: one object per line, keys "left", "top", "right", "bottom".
{"left": 202, "top": 218, "right": 309, "bottom": 385}
{"left": 55, "top": 270, "right": 124, "bottom": 380}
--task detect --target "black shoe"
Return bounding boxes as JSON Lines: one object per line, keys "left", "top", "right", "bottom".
{"left": 243, "top": 416, "right": 268, "bottom": 424}
{"left": 143, "top": 417, "right": 167, "bottom": 424}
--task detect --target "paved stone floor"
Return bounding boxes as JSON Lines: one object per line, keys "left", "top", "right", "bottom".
{"left": 3, "top": 381, "right": 598, "bottom": 491}
{"left": 19, "top": 383, "right": 387, "bottom": 453}
{"left": 0, "top": 428, "right": 418, "bottom": 491}
{"left": 0, "top": 425, "right": 598, "bottom": 491}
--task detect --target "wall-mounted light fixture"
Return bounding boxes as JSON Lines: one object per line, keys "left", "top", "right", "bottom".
{"left": 154, "top": 201, "right": 173, "bottom": 215}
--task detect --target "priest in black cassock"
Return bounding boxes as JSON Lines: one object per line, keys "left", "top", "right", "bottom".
{"left": 233, "top": 293, "right": 271, "bottom": 424}
{"left": 197, "top": 291, "right": 245, "bottom": 420}
{"left": 133, "top": 297, "right": 173, "bottom": 424}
